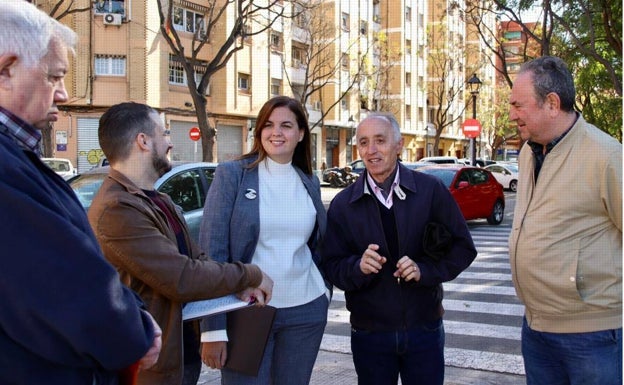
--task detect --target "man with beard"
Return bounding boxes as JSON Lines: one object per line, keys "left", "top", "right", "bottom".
{"left": 88, "top": 102, "right": 273, "bottom": 385}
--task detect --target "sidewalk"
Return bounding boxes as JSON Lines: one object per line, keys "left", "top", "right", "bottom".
{"left": 197, "top": 349, "right": 526, "bottom": 385}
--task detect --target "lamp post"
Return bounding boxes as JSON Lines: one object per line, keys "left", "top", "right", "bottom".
{"left": 467, "top": 74, "right": 482, "bottom": 166}
{"left": 348, "top": 115, "right": 356, "bottom": 162}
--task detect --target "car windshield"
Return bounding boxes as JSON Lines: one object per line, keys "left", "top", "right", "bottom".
{"left": 71, "top": 173, "right": 107, "bottom": 210}
{"left": 418, "top": 168, "right": 456, "bottom": 188}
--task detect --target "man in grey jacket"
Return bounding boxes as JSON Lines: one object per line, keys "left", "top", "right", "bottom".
{"left": 508, "top": 56, "right": 622, "bottom": 384}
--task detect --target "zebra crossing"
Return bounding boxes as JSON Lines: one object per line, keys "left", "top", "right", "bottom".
{"left": 319, "top": 223, "right": 525, "bottom": 375}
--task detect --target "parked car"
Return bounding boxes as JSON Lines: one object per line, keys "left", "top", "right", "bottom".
{"left": 41, "top": 157, "right": 77, "bottom": 180}
{"left": 416, "top": 164, "right": 505, "bottom": 225}
{"left": 458, "top": 158, "right": 497, "bottom": 167}
{"left": 69, "top": 162, "right": 218, "bottom": 242}
{"left": 484, "top": 163, "right": 519, "bottom": 192}
{"left": 400, "top": 161, "right": 435, "bottom": 170}
{"left": 418, "top": 156, "right": 460, "bottom": 164}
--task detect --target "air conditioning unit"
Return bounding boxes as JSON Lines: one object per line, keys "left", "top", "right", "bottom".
{"left": 103, "top": 13, "right": 122, "bottom": 26}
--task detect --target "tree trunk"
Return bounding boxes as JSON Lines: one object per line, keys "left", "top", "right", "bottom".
{"left": 41, "top": 123, "right": 54, "bottom": 157}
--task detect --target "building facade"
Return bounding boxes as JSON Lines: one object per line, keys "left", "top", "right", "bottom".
{"left": 36, "top": 0, "right": 494, "bottom": 171}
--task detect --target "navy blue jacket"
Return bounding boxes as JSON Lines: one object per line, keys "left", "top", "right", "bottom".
{"left": 0, "top": 129, "right": 155, "bottom": 384}
{"left": 321, "top": 163, "right": 476, "bottom": 331}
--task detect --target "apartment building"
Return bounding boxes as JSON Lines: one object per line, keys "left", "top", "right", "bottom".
{"left": 493, "top": 20, "right": 540, "bottom": 158}
{"left": 37, "top": 0, "right": 491, "bottom": 171}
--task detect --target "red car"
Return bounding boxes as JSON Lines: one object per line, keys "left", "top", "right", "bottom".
{"left": 416, "top": 164, "right": 505, "bottom": 225}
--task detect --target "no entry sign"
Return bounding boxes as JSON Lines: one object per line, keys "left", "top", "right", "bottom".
{"left": 462, "top": 118, "right": 482, "bottom": 139}
{"left": 189, "top": 126, "right": 201, "bottom": 141}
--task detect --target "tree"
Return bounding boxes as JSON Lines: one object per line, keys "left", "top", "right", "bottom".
{"left": 281, "top": 0, "right": 370, "bottom": 129}
{"left": 479, "top": 86, "right": 517, "bottom": 160}
{"left": 156, "top": 0, "right": 291, "bottom": 161}
{"left": 466, "top": 0, "right": 622, "bottom": 140}
{"left": 427, "top": 4, "right": 475, "bottom": 154}
{"left": 30, "top": 0, "right": 91, "bottom": 20}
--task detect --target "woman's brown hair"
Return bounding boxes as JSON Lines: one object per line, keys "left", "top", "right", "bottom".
{"left": 241, "top": 96, "right": 312, "bottom": 174}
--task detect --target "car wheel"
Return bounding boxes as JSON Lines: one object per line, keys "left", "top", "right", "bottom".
{"left": 509, "top": 180, "right": 517, "bottom": 192}
{"left": 487, "top": 200, "right": 504, "bottom": 225}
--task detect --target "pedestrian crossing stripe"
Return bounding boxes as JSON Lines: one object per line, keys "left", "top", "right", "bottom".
{"left": 327, "top": 309, "right": 521, "bottom": 339}
{"left": 321, "top": 223, "right": 527, "bottom": 376}
{"left": 319, "top": 334, "right": 525, "bottom": 375}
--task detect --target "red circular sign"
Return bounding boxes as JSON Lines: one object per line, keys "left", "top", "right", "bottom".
{"left": 189, "top": 126, "right": 201, "bottom": 141}
{"left": 462, "top": 118, "right": 482, "bottom": 139}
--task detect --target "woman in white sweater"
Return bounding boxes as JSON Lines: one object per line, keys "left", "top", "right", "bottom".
{"left": 199, "top": 96, "right": 329, "bottom": 384}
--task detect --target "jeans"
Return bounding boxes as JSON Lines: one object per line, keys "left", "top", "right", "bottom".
{"left": 522, "top": 317, "right": 622, "bottom": 385}
{"left": 351, "top": 319, "right": 445, "bottom": 385}
{"left": 221, "top": 294, "right": 328, "bottom": 385}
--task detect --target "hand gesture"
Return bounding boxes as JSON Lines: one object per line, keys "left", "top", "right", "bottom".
{"left": 394, "top": 256, "right": 421, "bottom": 282}
{"left": 359, "top": 244, "right": 387, "bottom": 275}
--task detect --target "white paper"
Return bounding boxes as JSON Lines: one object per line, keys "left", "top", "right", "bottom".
{"left": 182, "top": 294, "right": 252, "bottom": 321}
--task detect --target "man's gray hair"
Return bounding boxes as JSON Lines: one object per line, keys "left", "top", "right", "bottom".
{"left": 0, "top": 1, "right": 77, "bottom": 68}
{"left": 359, "top": 112, "right": 402, "bottom": 143}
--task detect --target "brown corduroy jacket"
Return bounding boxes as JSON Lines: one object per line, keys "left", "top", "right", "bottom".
{"left": 88, "top": 168, "right": 262, "bottom": 385}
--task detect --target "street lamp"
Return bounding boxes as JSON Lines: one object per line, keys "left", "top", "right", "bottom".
{"left": 467, "top": 74, "right": 482, "bottom": 166}
{"left": 348, "top": 115, "right": 356, "bottom": 162}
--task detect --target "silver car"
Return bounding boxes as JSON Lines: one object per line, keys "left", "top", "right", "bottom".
{"left": 69, "top": 162, "right": 217, "bottom": 242}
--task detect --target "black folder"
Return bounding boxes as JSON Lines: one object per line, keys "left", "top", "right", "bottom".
{"left": 224, "top": 305, "right": 277, "bottom": 376}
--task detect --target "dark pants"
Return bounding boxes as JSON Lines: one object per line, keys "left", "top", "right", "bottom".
{"left": 351, "top": 319, "right": 445, "bottom": 385}
{"left": 182, "top": 321, "right": 202, "bottom": 385}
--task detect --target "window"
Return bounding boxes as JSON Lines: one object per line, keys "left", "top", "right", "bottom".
{"left": 271, "top": 78, "right": 281, "bottom": 96}
{"left": 405, "top": 6, "right": 412, "bottom": 22}
{"left": 341, "top": 12, "right": 350, "bottom": 31}
{"left": 242, "top": 24, "right": 252, "bottom": 43}
{"left": 406, "top": 39, "right": 412, "bottom": 55}
{"left": 238, "top": 73, "right": 250, "bottom": 92}
{"left": 405, "top": 104, "right": 411, "bottom": 117}
{"left": 168, "top": 55, "right": 208, "bottom": 91}
{"left": 172, "top": 6, "right": 205, "bottom": 37}
{"left": 405, "top": 72, "right": 411, "bottom": 87}
{"left": 158, "top": 170, "right": 204, "bottom": 213}
{"left": 467, "top": 169, "right": 489, "bottom": 185}
{"left": 504, "top": 45, "right": 519, "bottom": 57}
{"left": 360, "top": 20, "right": 368, "bottom": 35}
{"left": 341, "top": 99, "right": 348, "bottom": 109}
{"left": 95, "top": 55, "right": 126, "bottom": 76}
{"left": 270, "top": 31, "right": 282, "bottom": 51}
{"left": 94, "top": 0, "right": 125, "bottom": 15}
{"left": 292, "top": 45, "right": 306, "bottom": 68}
{"left": 341, "top": 53, "right": 349, "bottom": 70}
{"left": 504, "top": 31, "right": 522, "bottom": 40}
{"left": 293, "top": 4, "right": 307, "bottom": 28}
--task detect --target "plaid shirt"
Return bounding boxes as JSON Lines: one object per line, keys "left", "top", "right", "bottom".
{"left": 0, "top": 106, "right": 41, "bottom": 156}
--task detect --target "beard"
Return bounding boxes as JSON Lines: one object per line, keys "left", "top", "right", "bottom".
{"left": 152, "top": 150, "right": 172, "bottom": 178}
